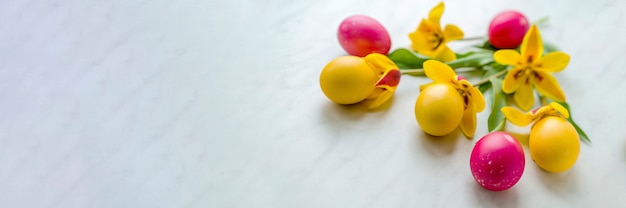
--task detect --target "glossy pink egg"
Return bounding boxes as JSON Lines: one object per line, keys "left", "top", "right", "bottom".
{"left": 470, "top": 132, "right": 525, "bottom": 191}
{"left": 338, "top": 15, "right": 391, "bottom": 57}
{"left": 488, "top": 10, "right": 529, "bottom": 49}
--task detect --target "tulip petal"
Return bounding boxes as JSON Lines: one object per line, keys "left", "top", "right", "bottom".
{"left": 459, "top": 103, "right": 477, "bottom": 138}
{"left": 424, "top": 60, "right": 456, "bottom": 83}
{"left": 501, "top": 106, "right": 533, "bottom": 126}
{"left": 458, "top": 79, "right": 485, "bottom": 112}
{"left": 514, "top": 80, "right": 534, "bottom": 111}
{"left": 409, "top": 20, "right": 439, "bottom": 56}
{"left": 367, "top": 87, "right": 384, "bottom": 99}
{"left": 550, "top": 102, "right": 570, "bottom": 118}
{"left": 435, "top": 45, "right": 457, "bottom": 62}
{"left": 530, "top": 106, "right": 549, "bottom": 122}
{"left": 375, "top": 69, "right": 401, "bottom": 87}
{"left": 470, "top": 85, "right": 486, "bottom": 112}
{"left": 537, "top": 52, "right": 570, "bottom": 72}
{"left": 532, "top": 105, "right": 549, "bottom": 116}
{"left": 502, "top": 68, "right": 524, "bottom": 93}
{"left": 443, "top": 24, "right": 464, "bottom": 42}
{"left": 494, "top": 50, "right": 522, "bottom": 66}
{"left": 428, "top": 2, "right": 444, "bottom": 26}
{"left": 364, "top": 53, "right": 398, "bottom": 75}
{"left": 368, "top": 86, "right": 393, "bottom": 109}
{"left": 533, "top": 71, "right": 566, "bottom": 102}
{"left": 520, "top": 25, "right": 543, "bottom": 64}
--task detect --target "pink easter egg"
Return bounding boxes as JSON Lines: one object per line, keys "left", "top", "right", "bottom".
{"left": 470, "top": 132, "right": 525, "bottom": 191}
{"left": 488, "top": 10, "right": 529, "bottom": 49}
{"left": 337, "top": 15, "right": 391, "bottom": 57}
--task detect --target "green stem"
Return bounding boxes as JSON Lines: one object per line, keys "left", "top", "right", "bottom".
{"left": 400, "top": 69, "right": 424, "bottom": 75}
{"left": 400, "top": 67, "right": 479, "bottom": 75}
{"left": 460, "top": 36, "right": 484, "bottom": 41}
{"left": 472, "top": 69, "right": 507, "bottom": 86}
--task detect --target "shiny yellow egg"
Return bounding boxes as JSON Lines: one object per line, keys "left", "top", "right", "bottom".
{"left": 414, "top": 83, "right": 464, "bottom": 136}
{"left": 529, "top": 116, "right": 580, "bottom": 172}
{"left": 319, "top": 56, "right": 378, "bottom": 104}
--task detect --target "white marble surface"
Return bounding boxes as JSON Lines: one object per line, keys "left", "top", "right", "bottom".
{"left": 0, "top": 0, "right": 625, "bottom": 207}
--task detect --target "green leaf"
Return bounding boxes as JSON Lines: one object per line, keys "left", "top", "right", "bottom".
{"left": 446, "top": 51, "right": 495, "bottom": 68}
{"left": 482, "top": 63, "right": 508, "bottom": 77}
{"left": 474, "top": 39, "right": 497, "bottom": 51}
{"left": 389, "top": 48, "right": 495, "bottom": 70}
{"left": 456, "top": 51, "right": 476, "bottom": 59}
{"left": 557, "top": 102, "right": 591, "bottom": 144}
{"left": 476, "top": 63, "right": 507, "bottom": 94}
{"left": 478, "top": 83, "right": 491, "bottom": 94}
{"left": 387, "top": 48, "right": 430, "bottom": 69}
{"left": 487, "top": 78, "right": 506, "bottom": 132}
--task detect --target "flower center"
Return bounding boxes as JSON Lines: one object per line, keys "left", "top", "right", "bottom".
{"left": 513, "top": 67, "right": 542, "bottom": 85}
{"left": 429, "top": 32, "right": 444, "bottom": 50}
{"left": 455, "top": 81, "right": 471, "bottom": 109}
{"left": 526, "top": 55, "right": 534, "bottom": 64}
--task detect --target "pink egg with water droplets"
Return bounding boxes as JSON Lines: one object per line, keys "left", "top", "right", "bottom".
{"left": 470, "top": 132, "right": 525, "bottom": 191}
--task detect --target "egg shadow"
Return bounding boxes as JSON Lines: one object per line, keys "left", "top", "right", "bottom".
{"left": 535, "top": 167, "right": 579, "bottom": 196}
{"left": 323, "top": 96, "right": 394, "bottom": 117}
{"left": 321, "top": 102, "right": 366, "bottom": 123}
{"left": 319, "top": 98, "right": 394, "bottom": 132}
{"left": 471, "top": 183, "right": 519, "bottom": 208}
{"left": 418, "top": 128, "right": 461, "bottom": 157}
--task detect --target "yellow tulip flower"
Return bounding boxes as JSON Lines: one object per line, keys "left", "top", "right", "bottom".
{"left": 494, "top": 25, "right": 570, "bottom": 111}
{"left": 408, "top": 2, "right": 464, "bottom": 62}
{"left": 364, "top": 53, "right": 402, "bottom": 109}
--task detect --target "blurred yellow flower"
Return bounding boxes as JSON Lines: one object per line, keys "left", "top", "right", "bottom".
{"left": 408, "top": 2, "right": 464, "bottom": 62}
{"left": 494, "top": 25, "right": 569, "bottom": 111}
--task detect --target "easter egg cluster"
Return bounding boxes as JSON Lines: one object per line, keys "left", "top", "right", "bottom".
{"left": 318, "top": 6, "right": 582, "bottom": 192}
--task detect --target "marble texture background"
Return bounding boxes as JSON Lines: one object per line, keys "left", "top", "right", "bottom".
{"left": 0, "top": 0, "right": 625, "bottom": 207}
